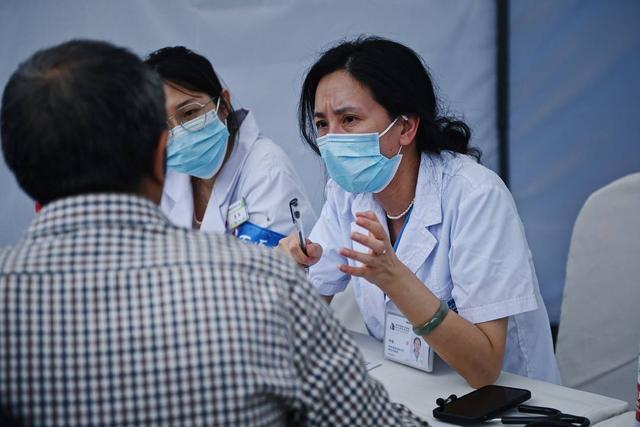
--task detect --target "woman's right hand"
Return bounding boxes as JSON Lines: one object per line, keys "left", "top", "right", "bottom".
{"left": 277, "top": 233, "right": 323, "bottom": 267}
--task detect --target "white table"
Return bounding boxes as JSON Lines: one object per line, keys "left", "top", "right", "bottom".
{"left": 351, "top": 331, "right": 630, "bottom": 426}
{"left": 591, "top": 411, "right": 636, "bottom": 427}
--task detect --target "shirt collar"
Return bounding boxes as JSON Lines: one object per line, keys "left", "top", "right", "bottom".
{"left": 25, "top": 193, "right": 169, "bottom": 239}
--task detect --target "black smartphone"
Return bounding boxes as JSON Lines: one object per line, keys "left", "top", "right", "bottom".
{"left": 433, "top": 385, "right": 531, "bottom": 425}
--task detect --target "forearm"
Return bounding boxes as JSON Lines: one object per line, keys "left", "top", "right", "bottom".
{"left": 384, "top": 268, "right": 505, "bottom": 388}
{"left": 337, "top": 211, "right": 506, "bottom": 387}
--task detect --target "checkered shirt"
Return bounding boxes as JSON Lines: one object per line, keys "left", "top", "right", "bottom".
{"left": 0, "top": 194, "right": 427, "bottom": 426}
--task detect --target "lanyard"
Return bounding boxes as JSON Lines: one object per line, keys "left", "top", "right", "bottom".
{"left": 383, "top": 207, "right": 413, "bottom": 302}
{"left": 392, "top": 206, "right": 413, "bottom": 253}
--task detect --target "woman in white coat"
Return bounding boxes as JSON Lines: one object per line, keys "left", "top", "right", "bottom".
{"left": 279, "top": 37, "right": 560, "bottom": 387}
{"left": 145, "top": 46, "right": 315, "bottom": 246}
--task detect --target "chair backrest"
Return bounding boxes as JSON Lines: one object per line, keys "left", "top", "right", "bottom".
{"left": 556, "top": 172, "right": 640, "bottom": 407}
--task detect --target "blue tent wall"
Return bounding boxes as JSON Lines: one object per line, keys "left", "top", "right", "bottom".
{"left": 509, "top": 0, "right": 640, "bottom": 323}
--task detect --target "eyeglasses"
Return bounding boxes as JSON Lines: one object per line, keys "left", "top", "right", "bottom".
{"left": 167, "top": 97, "right": 219, "bottom": 133}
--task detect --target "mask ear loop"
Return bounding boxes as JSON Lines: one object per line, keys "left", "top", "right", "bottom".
{"left": 380, "top": 115, "right": 409, "bottom": 157}
{"left": 212, "top": 96, "right": 230, "bottom": 127}
{"left": 379, "top": 117, "right": 399, "bottom": 138}
{"left": 397, "top": 115, "right": 410, "bottom": 156}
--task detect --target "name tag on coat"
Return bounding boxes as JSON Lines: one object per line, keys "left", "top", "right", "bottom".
{"left": 227, "top": 198, "right": 250, "bottom": 229}
{"left": 384, "top": 302, "right": 434, "bottom": 372}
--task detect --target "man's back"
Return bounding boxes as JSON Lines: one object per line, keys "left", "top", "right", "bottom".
{"left": 0, "top": 193, "right": 425, "bottom": 426}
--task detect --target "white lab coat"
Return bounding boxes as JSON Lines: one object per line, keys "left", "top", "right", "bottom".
{"left": 161, "top": 110, "right": 316, "bottom": 244}
{"left": 309, "top": 151, "right": 561, "bottom": 383}
{"left": 411, "top": 346, "right": 428, "bottom": 367}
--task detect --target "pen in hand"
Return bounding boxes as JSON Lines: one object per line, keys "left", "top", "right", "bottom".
{"left": 289, "top": 198, "right": 308, "bottom": 256}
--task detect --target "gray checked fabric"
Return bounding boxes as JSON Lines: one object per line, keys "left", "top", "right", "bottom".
{"left": 0, "top": 193, "right": 427, "bottom": 426}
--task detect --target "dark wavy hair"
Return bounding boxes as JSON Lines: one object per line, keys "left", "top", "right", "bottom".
{"left": 144, "top": 46, "right": 239, "bottom": 144}
{"left": 299, "top": 36, "right": 481, "bottom": 161}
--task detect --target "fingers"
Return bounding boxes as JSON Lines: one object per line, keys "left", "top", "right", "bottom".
{"left": 340, "top": 247, "right": 376, "bottom": 265}
{"left": 305, "top": 240, "right": 323, "bottom": 263}
{"left": 354, "top": 211, "right": 387, "bottom": 240}
{"left": 294, "top": 240, "right": 321, "bottom": 266}
{"left": 352, "top": 211, "right": 389, "bottom": 254}
{"left": 351, "top": 231, "right": 387, "bottom": 255}
{"left": 355, "top": 210, "right": 377, "bottom": 221}
{"left": 338, "top": 263, "right": 368, "bottom": 277}
{"left": 277, "top": 233, "right": 322, "bottom": 267}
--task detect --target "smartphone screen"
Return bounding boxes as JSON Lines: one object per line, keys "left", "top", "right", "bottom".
{"left": 434, "top": 385, "right": 530, "bottom": 422}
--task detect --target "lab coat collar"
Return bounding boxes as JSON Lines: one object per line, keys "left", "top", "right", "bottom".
{"left": 351, "top": 152, "right": 443, "bottom": 274}
{"left": 412, "top": 152, "right": 443, "bottom": 228}
{"left": 209, "top": 109, "right": 257, "bottom": 209}
{"left": 396, "top": 152, "right": 443, "bottom": 273}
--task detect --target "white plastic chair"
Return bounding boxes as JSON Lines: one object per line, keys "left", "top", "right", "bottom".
{"left": 556, "top": 173, "right": 640, "bottom": 407}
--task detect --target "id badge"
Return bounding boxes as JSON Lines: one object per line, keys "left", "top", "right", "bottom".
{"left": 383, "top": 301, "right": 434, "bottom": 372}
{"left": 227, "top": 198, "right": 249, "bottom": 230}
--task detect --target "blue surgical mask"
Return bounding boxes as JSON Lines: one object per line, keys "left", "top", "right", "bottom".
{"left": 166, "top": 101, "right": 230, "bottom": 179}
{"left": 317, "top": 116, "right": 405, "bottom": 193}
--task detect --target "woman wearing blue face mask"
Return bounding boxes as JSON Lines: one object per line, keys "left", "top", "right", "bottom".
{"left": 278, "top": 36, "right": 560, "bottom": 387}
{"left": 145, "top": 47, "right": 315, "bottom": 246}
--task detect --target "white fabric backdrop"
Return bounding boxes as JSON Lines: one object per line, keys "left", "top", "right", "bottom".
{"left": 0, "top": 0, "right": 497, "bottom": 245}
{"left": 510, "top": 0, "right": 640, "bottom": 323}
